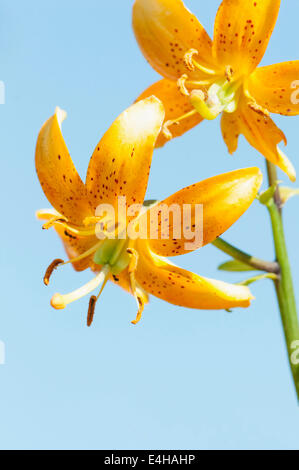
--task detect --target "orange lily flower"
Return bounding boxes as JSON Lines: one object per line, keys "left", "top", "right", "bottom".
{"left": 133, "top": 0, "right": 298, "bottom": 181}
{"left": 36, "top": 98, "right": 262, "bottom": 325}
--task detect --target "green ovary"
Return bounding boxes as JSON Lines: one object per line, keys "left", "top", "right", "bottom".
{"left": 93, "top": 238, "right": 131, "bottom": 275}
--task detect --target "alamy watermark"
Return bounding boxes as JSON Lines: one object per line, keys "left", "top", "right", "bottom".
{"left": 92, "top": 196, "right": 203, "bottom": 251}
{"left": 290, "top": 340, "right": 299, "bottom": 366}
{"left": 290, "top": 80, "right": 299, "bottom": 105}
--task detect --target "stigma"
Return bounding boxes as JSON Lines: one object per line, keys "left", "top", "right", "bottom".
{"left": 190, "top": 80, "right": 240, "bottom": 121}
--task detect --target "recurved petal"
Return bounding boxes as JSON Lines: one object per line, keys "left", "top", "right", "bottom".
{"left": 221, "top": 97, "right": 296, "bottom": 182}
{"left": 213, "top": 0, "right": 281, "bottom": 76}
{"left": 36, "top": 209, "right": 97, "bottom": 272}
{"left": 139, "top": 168, "right": 262, "bottom": 257}
{"left": 86, "top": 97, "right": 165, "bottom": 223}
{"left": 221, "top": 111, "right": 240, "bottom": 154}
{"left": 133, "top": 0, "right": 215, "bottom": 81}
{"left": 35, "top": 108, "right": 92, "bottom": 225}
{"left": 246, "top": 61, "right": 299, "bottom": 116}
{"left": 136, "top": 79, "right": 203, "bottom": 147}
{"left": 135, "top": 241, "right": 254, "bottom": 309}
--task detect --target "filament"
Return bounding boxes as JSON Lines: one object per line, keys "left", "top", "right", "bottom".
{"left": 162, "top": 109, "right": 197, "bottom": 140}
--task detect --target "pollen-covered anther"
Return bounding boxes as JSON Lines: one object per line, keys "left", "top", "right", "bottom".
{"left": 162, "top": 120, "right": 175, "bottom": 140}
{"left": 127, "top": 247, "right": 146, "bottom": 325}
{"left": 131, "top": 294, "right": 145, "bottom": 326}
{"left": 87, "top": 296, "right": 97, "bottom": 327}
{"left": 42, "top": 217, "right": 67, "bottom": 230}
{"left": 248, "top": 101, "right": 270, "bottom": 117}
{"left": 43, "top": 259, "right": 64, "bottom": 286}
{"left": 162, "top": 108, "right": 198, "bottom": 139}
{"left": 177, "top": 74, "right": 190, "bottom": 96}
{"left": 225, "top": 66, "right": 234, "bottom": 82}
{"left": 184, "top": 48, "right": 199, "bottom": 71}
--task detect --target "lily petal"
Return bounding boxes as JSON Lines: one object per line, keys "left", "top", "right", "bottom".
{"left": 35, "top": 108, "right": 92, "bottom": 225}
{"left": 246, "top": 61, "right": 299, "bottom": 116}
{"left": 136, "top": 79, "right": 203, "bottom": 147}
{"left": 139, "top": 168, "right": 262, "bottom": 257}
{"left": 133, "top": 0, "right": 215, "bottom": 81}
{"left": 221, "top": 97, "right": 296, "bottom": 182}
{"left": 135, "top": 241, "right": 254, "bottom": 309}
{"left": 213, "top": 0, "right": 281, "bottom": 76}
{"left": 36, "top": 209, "right": 98, "bottom": 272}
{"left": 85, "top": 97, "right": 165, "bottom": 222}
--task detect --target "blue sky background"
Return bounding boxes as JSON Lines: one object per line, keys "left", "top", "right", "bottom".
{"left": 0, "top": 0, "right": 299, "bottom": 450}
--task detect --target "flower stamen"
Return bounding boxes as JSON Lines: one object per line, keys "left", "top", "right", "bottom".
{"left": 87, "top": 296, "right": 97, "bottom": 327}
{"left": 177, "top": 74, "right": 190, "bottom": 96}
{"left": 162, "top": 109, "right": 197, "bottom": 140}
{"left": 225, "top": 66, "right": 234, "bottom": 82}
{"left": 44, "top": 259, "right": 64, "bottom": 286}
{"left": 184, "top": 48, "right": 216, "bottom": 75}
{"left": 127, "top": 247, "right": 148, "bottom": 325}
{"left": 43, "top": 241, "right": 105, "bottom": 285}
{"left": 42, "top": 216, "right": 67, "bottom": 230}
{"left": 86, "top": 269, "right": 110, "bottom": 327}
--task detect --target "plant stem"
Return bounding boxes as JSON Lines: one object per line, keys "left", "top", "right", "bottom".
{"left": 212, "top": 237, "right": 279, "bottom": 274}
{"left": 266, "top": 161, "right": 299, "bottom": 401}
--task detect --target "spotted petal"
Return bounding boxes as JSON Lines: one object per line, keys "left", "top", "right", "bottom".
{"left": 35, "top": 108, "right": 92, "bottom": 225}
{"left": 85, "top": 97, "right": 165, "bottom": 225}
{"left": 213, "top": 0, "right": 281, "bottom": 76}
{"left": 221, "top": 97, "right": 296, "bottom": 181}
{"left": 139, "top": 168, "right": 262, "bottom": 257}
{"left": 133, "top": 0, "right": 216, "bottom": 81}
{"left": 135, "top": 241, "right": 254, "bottom": 309}
{"left": 246, "top": 61, "right": 299, "bottom": 116}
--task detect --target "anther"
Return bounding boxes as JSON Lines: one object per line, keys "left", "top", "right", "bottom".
{"left": 44, "top": 259, "right": 64, "bottom": 286}
{"left": 127, "top": 248, "right": 145, "bottom": 325}
{"left": 184, "top": 48, "right": 198, "bottom": 71}
{"left": 131, "top": 295, "right": 144, "bottom": 325}
{"left": 177, "top": 74, "right": 190, "bottom": 96}
{"left": 42, "top": 217, "right": 67, "bottom": 230}
{"left": 162, "top": 109, "right": 198, "bottom": 140}
{"left": 184, "top": 49, "right": 216, "bottom": 75}
{"left": 162, "top": 120, "right": 175, "bottom": 140}
{"left": 225, "top": 66, "right": 234, "bottom": 82}
{"left": 87, "top": 296, "right": 97, "bottom": 327}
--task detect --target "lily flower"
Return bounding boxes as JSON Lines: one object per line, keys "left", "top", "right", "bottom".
{"left": 133, "top": 0, "right": 299, "bottom": 181}
{"left": 36, "top": 98, "right": 262, "bottom": 325}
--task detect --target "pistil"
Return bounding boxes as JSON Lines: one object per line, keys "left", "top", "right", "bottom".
{"left": 51, "top": 265, "right": 111, "bottom": 310}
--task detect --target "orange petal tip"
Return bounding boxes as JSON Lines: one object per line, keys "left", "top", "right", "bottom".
{"left": 54, "top": 106, "right": 67, "bottom": 128}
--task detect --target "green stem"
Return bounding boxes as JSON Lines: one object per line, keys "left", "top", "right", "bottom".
{"left": 212, "top": 237, "right": 279, "bottom": 274}
{"left": 266, "top": 161, "right": 299, "bottom": 401}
